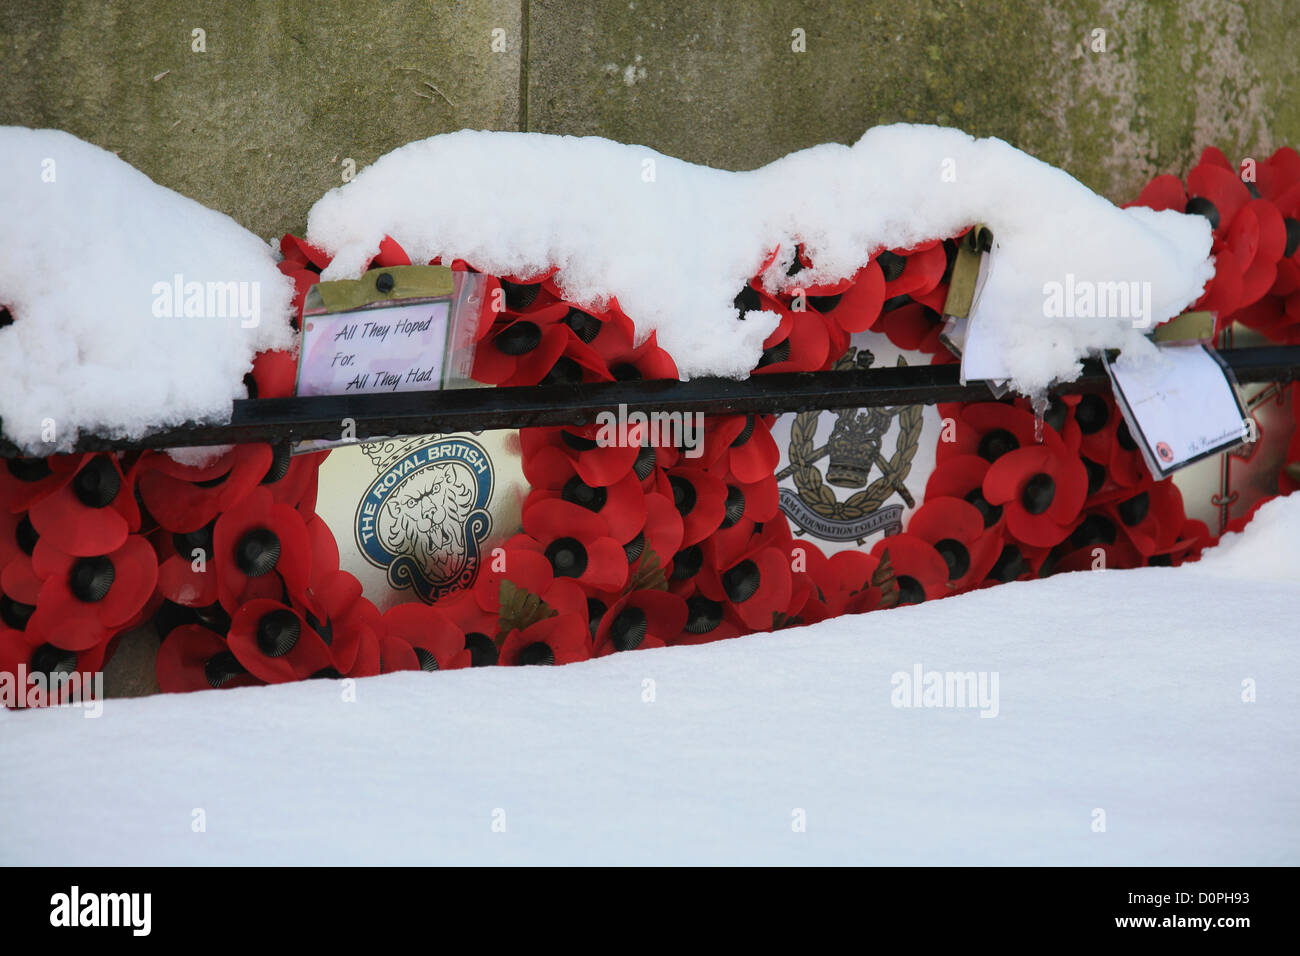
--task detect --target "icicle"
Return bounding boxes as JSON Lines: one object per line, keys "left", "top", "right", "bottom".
{"left": 1031, "top": 394, "right": 1048, "bottom": 444}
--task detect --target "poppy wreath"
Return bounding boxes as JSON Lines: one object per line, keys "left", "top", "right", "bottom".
{"left": 5, "top": 149, "right": 1300, "bottom": 704}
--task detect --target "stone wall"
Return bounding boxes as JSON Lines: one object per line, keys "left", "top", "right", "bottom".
{"left": 4, "top": 0, "right": 1297, "bottom": 239}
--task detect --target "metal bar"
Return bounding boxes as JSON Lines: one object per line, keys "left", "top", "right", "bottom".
{"left": 5, "top": 345, "right": 1300, "bottom": 457}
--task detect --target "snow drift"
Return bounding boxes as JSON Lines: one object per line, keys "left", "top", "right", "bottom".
{"left": 0, "top": 127, "right": 295, "bottom": 453}
{"left": 2, "top": 494, "right": 1295, "bottom": 866}
{"left": 308, "top": 124, "right": 1214, "bottom": 392}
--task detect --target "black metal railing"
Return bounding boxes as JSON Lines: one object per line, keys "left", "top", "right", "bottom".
{"left": 5, "top": 345, "right": 1300, "bottom": 457}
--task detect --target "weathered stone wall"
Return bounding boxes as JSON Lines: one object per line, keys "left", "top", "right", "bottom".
{"left": 4, "top": 0, "right": 1297, "bottom": 240}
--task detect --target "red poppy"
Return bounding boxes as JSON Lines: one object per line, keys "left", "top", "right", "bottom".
{"left": 592, "top": 589, "right": 687, "bottom": 656}
{"left": 1064, "top": 393, "right": 1148, "bottom": 492}
{"left": 537, "top": 301, "right": 625, "bottom": 355}
{"left": 983, "top": 540, "right": 1051, "bottom": 584}
{"left": 733, "top": 470, "right": 781, "bottom": 525}
{"left": 1232, "top": 295, "right": 1300, "bottom": 344}
{"left": 542, "top": 332, "right": 617, "bottom": 387}
{"left": 515, "top": 498, "right": 629, "bottom": 593}
{"left": 278, "top": 236, "right": 330, "bottom": 316}
{"left": 262, "top": 448, "right": 328, "bottom": 512}
{"left": 300, "top": 569, "right": 383, "bottom": 676}
{"left": 27, "top": 454, "right": 139, "bottom": 557}
{"left": 0, "top": 569, "right": 37, "bottom": 634}
{"left": 226, "top": 598, "right": 333, "bottom": 683}
{"left": 823, "top": 549, "right": 892, "bottom": 615}
{"left": 473, "top": 546, "right": 553, "bottom": 613}
{"left": 471, "top": 303, "right": 579, "bottom": 386}
{"left": 341, "top": 626, "right": 382, "bottom": 678}
{"left": 982, "top": 429, "right": 1088, "bottom": 548}
{"left": 935, "top": 402, "right": 1042, "bottom": 466}
{"left": 156, "top": 624, "right": 261, "bottom": 692}
{"left": 280, "top": 233, "right": 332, "bottom": 271}
{"left": 660, "top": 465, "right": 728, "bottom": 547}
{"left": 586, "top": 317, "right": 678, "bottom": 382}
{"left": 700, "top": 414, "right": 780, "bottom": 484}
{"left": 735, "top": 277, "right": 792, "bottom": 321}
{"left": 498, "top": 611, "right": 590, "bottom": 666}
{"left": 875, "top": 300, "right": 946, "bottom": 354}
{"left": 697, "top": 521, "right": 794, "bottom": 630}
{"left": 0, "top": 454, "right": 87, "bottom": 513}
{"left": 1146, "top": 518, "right": 1213, "bottom": 567}
{"left": 369, "top": 630, "right": 417, "bottom": 673}
{"left": 633, "top": 491, "right": 685, "bottom": 574}
{"left": 430, "top": 590, "right": 497, "bottom": 666}
{"left": 153, "top": 595, "right": 232, "bottom": 643}
{"left": 924, "top": 454, "right": 1004, "bottom": 533}
{"left": 212, "top": 487, "right": 312, "bottom": 612}
{"left": 869, "top": 533, "right": 950, "bottom": 604}
{"left": 1126, "top": 174, "right": 1187, "bottom": 213}
{"left": 245, "top": 349, "right": 299, "bottom": 400}
{"left": 1051, "top": 536, "right": 1143, "bottom": 574}
{"left": 783, "top": 565, "right": 834, "bottom": 628}
{"left": 1011, "top": 395, "right": 1082, "bottom": 453}
{"left": 382, "top": 602, "right": 472, "bottom": 671}
{"left": 0, "top": 507, "right": 37, "bottom": 579}
{"left": 805, "top": 260, "right": 887, "bottom": 335}
{"left": 750, "top": 306, "right": 834, "bottom": 374}
{"left": 0, "top": 627, "right": 109, "bottom": 707}
{"left": 521, "top": 424, "right": 643, "bottom": 488}
{"left": 371, "top": 235, "right": 411, "bottom": 268}
{"left": 1187, "top": 149, "right": 1251, "bottom": 241}
{"left": 630, "top": 439, "right": 676, "bottom": 491}
{"left": 135, "top": 444, "right": 273, "bottom": 533}
{"left": 488, "top": 266, "right": 562, "bottom": 316}
{"left": 1180, "top": 151, "right": 1261, "bottom": 321}
{"left": 772, "top": 533, "right": 834, "bottom": 622}
{"left": 1104, "top": 479, "right": 1186, "bottom": 557}
{"left": 880, "top": 241, "right": 948, "bottom": 304}
{"left": 1224, "top": 198, "right": 1287, "bottom": 310}
{"left": 904, "top": 496, "right": 1001, "bottom": 592}
{"left": 26, "top": 535, "right": 158, "bottom": 651}
{"left": 523, "top": 451, "right": 647, "bottom": 544}
{"left": 667, "top": 591, "right": 745, "bottom": 646}
{"left": 155, "top": 520, "right": 220, "bottom": 608}
{"left": 1, "top": 562, "right": 42, "bottom": 634}
{"left": 1255, "top": 147, "right": 1300, "bottom": 202}
{"left": 666, "top": 538, "right": 706, "bottom": 595}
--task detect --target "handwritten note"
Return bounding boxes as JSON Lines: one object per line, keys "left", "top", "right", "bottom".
{"left": 1104, "top": 343, "right": 1249, "bottom": 478}
{"left": 296, "top": 299, "right": 452, "bottom": 397}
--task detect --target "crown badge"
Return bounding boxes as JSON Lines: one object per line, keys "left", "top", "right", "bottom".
{"left": 827, "top": 409, "right": 892, "bottom": 488}
{"left": 777, "top": 347, "right": 923, "bottom": 544}
{"left": 361, "top": 436, "right": 431, "bottom": 471}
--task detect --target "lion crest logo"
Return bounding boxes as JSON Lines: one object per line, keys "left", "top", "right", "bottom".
{"left": 355, "top": 436, "right": 493, "bottom": 603}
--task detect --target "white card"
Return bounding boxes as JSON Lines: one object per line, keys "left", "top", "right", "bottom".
{"left": 1104, "top": 343, "right": 1250, "bottom": 478}
{"left": 957, "top": 251, "right": 1011, "bottom": 384}
{"left": 296, "top": 299, "right": 452, "bottom": 397}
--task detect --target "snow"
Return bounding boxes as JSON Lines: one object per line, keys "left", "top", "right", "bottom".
{"left": 0, "top": 124, "right": 1215, "bottom": 447}
{"left": 0, "top": 128, "right": 295, "bottom": 453}
{"left": 4, "top": 495, "right": 1296, "bottom": 866}
{"left": 307, "top": 124, "right": 1213, "bottom": 392}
